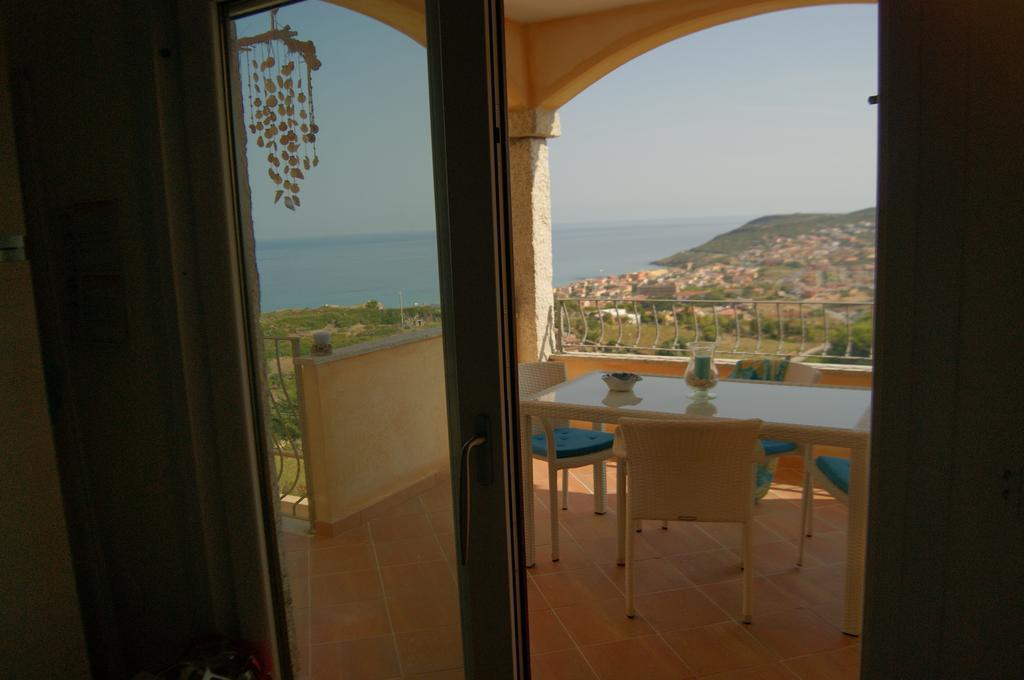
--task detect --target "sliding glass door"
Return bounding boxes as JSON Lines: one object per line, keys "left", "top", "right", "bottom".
{"left": 222, "top": 0, "right": 526, "bottom": 677}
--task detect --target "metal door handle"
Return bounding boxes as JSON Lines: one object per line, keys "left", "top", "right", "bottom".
{"left": 459, "top": 434, "right": 487, "bottom": 565}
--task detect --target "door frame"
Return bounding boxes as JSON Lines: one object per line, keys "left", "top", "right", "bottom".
{"left": 166, "top": 0, "right": 289, "bottom": 671}
{"left": 426, "top": 0, "right": 530, "bottom": 676}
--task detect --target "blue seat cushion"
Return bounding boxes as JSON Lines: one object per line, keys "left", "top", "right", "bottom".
{"left": 755, "top": 460, "right": 777, "bottom": 500}
{"left": 531, "top": 428, "right": 615, "bottom": 459}
{"left": 760, "top": 438, "right": 798, "bottom": 455}
{"left": 815, "top": 456, "right": 850, "bottom": 495}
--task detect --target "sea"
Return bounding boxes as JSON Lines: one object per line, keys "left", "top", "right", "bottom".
{"left": 254, "top": 216, "right": 750, "bottom": 312}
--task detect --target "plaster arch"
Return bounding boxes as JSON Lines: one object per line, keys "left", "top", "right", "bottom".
{"left": 522, "top": 0, "right": 876, "bottom": 111}
{"left": 321, "top": 0, "right": 537, "bottom": 108}
{"left": 321, "top": 0, "right": 875, "bottom": 113}
{"left": 325, "top": 0, "right": 427, "bottom": 46}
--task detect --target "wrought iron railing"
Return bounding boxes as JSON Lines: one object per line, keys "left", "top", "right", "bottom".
{"left": 264, "top": 335, "right": 316, "bottom": 527}
{"left": 555, "top": 297, "right": 873, "bottom": 365}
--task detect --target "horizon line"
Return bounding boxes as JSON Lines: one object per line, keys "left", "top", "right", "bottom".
{"left": 255, "top": 206, "right": 877, "bottom": 242}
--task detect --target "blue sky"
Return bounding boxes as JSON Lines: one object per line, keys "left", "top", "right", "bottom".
{"left": 551, "top": 5, "right": 878, "bottom": 224}
{"left": 235, "top": 2, "right": 434, "bottom": 241}
{"left": 236, "top": 2, "right": 877, "bottom": 240}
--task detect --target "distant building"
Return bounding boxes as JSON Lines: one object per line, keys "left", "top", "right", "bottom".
{"left": 634, "top": 283, "right": 678, "bottom": 298}
{"left": 603, "top": 308, "right": 642, "bottom": 324}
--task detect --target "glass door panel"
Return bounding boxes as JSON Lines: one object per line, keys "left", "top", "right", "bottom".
{"left": 224, "top": 1, "right": 525, "bottom": 677}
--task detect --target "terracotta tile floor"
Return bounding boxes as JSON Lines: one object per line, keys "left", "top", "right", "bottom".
{"left": 281, "top": 456, "right": 858, "bottom": 679}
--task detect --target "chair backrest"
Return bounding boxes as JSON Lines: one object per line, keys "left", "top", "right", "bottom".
{"left": 729, "top": 358, "right": 822, "bottom": 386}
{"left": 619, "top": 417, "right": 763, "bottom": 523}
{"left": 518, "top": 361, "right": 567, "bottom": 398}
{"left": 783, "top": 361, "right": 822, "bottom": 386}
{"left": 518, "top": 361, "right": 569, "bottom": 434}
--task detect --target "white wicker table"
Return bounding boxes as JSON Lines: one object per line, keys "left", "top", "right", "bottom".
{"left": 519, "top": 370, "right": 871, "bottom": 635}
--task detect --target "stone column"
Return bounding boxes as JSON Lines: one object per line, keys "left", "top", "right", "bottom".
{"left": 508, "top": 108, "right": 560, "bottom": 363}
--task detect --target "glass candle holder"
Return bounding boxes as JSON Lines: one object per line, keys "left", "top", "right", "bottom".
{"left": 684, "top": 341, "right": 719, "bottom": 400}
{"left": 685, "top": 399, "right": 718, "bottom": 417}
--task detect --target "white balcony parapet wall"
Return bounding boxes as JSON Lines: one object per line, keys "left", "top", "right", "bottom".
{"left": 295, "top": 328, "right": 448, "bottom": 534}
{"left": 553, "top": 353, "right": 872, "bottom": 390}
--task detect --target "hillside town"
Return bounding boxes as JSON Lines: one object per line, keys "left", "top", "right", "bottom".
{"left": 556, "top": 213, "right": 876, "bottom": 302}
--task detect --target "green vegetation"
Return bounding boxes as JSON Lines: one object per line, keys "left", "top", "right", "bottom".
{"left": 260, "top": 303, "right": 442, "bottom": 359}
{"left": 558, "top": 299, "right": 872, "bottom": 364}
{"left": 821, "top": 317, "right": 873, "bottom": 364}
{"left": 262, "top": 354, "right": 308, "bottom": 498}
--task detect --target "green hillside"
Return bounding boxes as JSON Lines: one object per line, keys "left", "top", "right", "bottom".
{"left": 259, "top": 302, "right": 442, "bottom": 358}
{"left": 654, "top": 208, "right": 876, "bottom": 267}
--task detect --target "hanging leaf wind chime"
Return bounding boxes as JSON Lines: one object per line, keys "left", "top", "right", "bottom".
{"left": 237, "top": 10, "right": 322, "bottom": 211}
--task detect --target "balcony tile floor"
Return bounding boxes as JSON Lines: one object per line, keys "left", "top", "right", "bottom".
{"left": 282, "top": 456, "right": 857, "bottom": 679}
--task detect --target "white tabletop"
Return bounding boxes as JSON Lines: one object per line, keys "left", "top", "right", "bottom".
{"left": 528, "top": 372, "right": 871, "bottom": 434}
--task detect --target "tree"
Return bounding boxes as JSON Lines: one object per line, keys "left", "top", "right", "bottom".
{"left": 827, "top": 317, "right": 873, "bottom": 358}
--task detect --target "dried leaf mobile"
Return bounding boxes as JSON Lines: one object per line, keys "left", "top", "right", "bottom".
{"left": 236, "top": 9, "right": 321, "bottom": 211}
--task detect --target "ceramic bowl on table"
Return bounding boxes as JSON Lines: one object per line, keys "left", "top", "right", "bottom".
{"left": 602, "top": 372, "right": 642, "bottom": 392}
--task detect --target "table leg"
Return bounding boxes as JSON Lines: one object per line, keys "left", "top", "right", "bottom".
{"left": 842, "top": 442, "right": 869, "bottom": 636}
{"left": 522, "top": 415, "right": 535, "bottom": 568}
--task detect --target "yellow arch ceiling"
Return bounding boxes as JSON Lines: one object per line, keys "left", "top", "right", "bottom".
{"left": 327, "top": 0, "right": 876, "bottom": 111}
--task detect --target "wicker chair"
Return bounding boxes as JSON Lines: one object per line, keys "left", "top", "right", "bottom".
{"left": 728, "top": 359, "right": 822, "bottom": 500}
{"left": 618, "top": 417, "right": 763, "bottom": 621}
{"left": 782, "top": 361, "right": 824, "bottom": 386}
{"left": 519, "top": 361, "right": 616, "bottom": 562}
{"left": 798, "top": 451, "right": 850, "bottom": 566}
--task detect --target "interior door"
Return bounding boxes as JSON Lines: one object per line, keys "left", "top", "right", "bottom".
{"left": 0, "top": 31, "right": 90, "bottom": 677}
{"left": 220, "top": 0, "right": 527, "bottom": 677}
